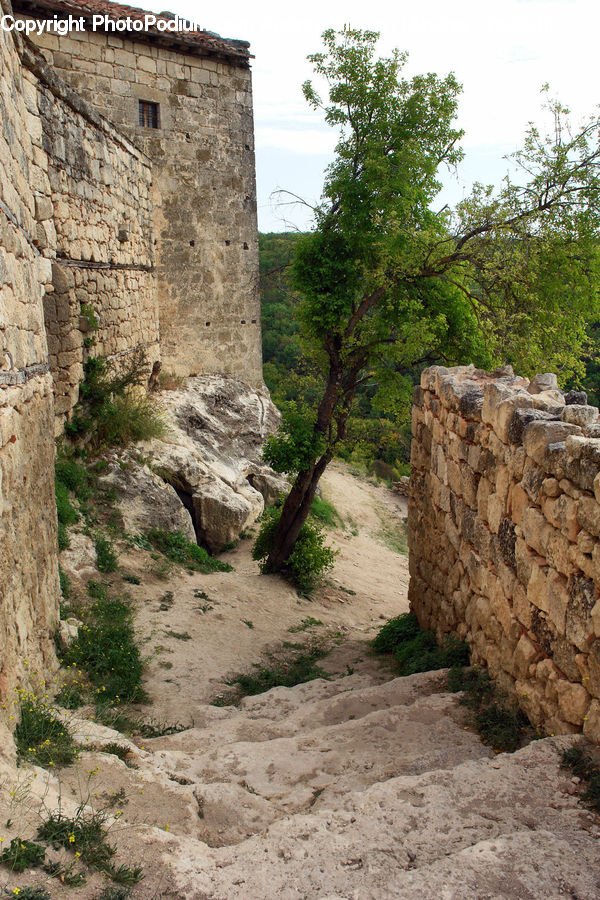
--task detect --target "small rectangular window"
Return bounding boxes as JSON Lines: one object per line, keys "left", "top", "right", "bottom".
{"left": 138, "top": 100, "right": 160, "bottom": 129}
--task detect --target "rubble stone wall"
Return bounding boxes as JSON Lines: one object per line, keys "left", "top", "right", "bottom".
{"left": 24, "top": 43, "right": 158, "bottom": 421}
{"left": 409, "top": 365, "right": 600, "bottom": 743}
{"left": 24, "top": 22, "right": 263, "bottom": 387}
{"left": 0, "top": 6, "right": 59, "bottom": 741}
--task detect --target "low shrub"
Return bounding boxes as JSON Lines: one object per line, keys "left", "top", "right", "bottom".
{"left": 65, "top": 352, "right": 167, "bottom": 450}
{"left": 372, "top": 613, "right": 470, "bottom": 675}
{"left": 146, "top": 529, "right": 232, "bottom": 573}
{"left": 562, "top": 744, "right": 600, "bottom": 813}
{"left": 447, "top": 666, "right": 534, "bottom": 753}
{"left": 371, "top": 613, "right": 421, "bottom": 653}
{"left": 252, "top": 505, "right": 336, "bottom": 592}
{"left": 95, "top": 535, "right": 118, "bottom": 573}
{"left": 15, "top": 694, "right": 77, "bottom": 768}
{"left": 0, "top": 837, "right": 46, "bottom": 872}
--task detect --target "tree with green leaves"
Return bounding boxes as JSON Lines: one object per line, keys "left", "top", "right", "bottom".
{"left": 259, "top": 26, "right": 600, "bottom": 576}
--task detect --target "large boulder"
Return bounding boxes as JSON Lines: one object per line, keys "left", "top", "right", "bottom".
{"left": 101, "top": 454, "right": 196, "bottom": 542}
{"left": 137, "top": 376, "right": 288, "bottom": 551}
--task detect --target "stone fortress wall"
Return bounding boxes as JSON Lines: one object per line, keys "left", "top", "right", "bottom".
{"left": 0, "top": 1, "right": 60, "bottom": 715}
{"left": 25, "top": 42, "right": 159, "bottom": 420}
{"left": 409, "top": 365, "right": 600, "bottom": 743}
{"left": 19, "top": 5, "right": 263, "bottom": 387}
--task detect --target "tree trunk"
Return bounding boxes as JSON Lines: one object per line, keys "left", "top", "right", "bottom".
{"left": 264, "top": 449, "right": 333, "bottom": 572}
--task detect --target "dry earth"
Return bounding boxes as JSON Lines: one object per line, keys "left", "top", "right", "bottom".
{"left": 1, "top": 463, "right": 600, "bottom": 899}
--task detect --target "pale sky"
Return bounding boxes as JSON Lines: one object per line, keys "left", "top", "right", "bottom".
{"left": 151, "top": 0, "right": 599, "bottom": 232}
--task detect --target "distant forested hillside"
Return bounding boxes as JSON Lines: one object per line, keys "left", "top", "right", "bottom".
{"left": 259, "top": 232, "right": 413, "bottom": 477}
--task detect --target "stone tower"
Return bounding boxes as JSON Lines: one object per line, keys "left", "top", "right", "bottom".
{"left": 15, "top": 0, "right": 263, "bottom": 386}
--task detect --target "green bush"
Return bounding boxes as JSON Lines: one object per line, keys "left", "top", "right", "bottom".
{"left": 371, "top": 613, "right": 470, "bottom": 675}
{"left": 65, "top": 352, "right": 167, "bottom": 450}
{"left": 252, "top": 504, "right": 336, "bottom": 592}
{"left": 371, "top": 612, "right": 421, "bottom": 653}
{"left": 146, "top": 529, "right": 232, "bottom": 572}
{"left": 95, "top": 535, "right": 118, "bottom": 573}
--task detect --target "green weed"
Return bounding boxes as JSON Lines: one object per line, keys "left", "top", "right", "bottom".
{"left": 95, "top": 536, "right": 118, "bottom": 573}
{"left": 288, "top": 617, "right": 323, "bottom": 633}
{"left": 147, "top": 529, "right": 232, "bottom": 573}
{"left": 164, "top": 630, "right": 191, "bottom": 641}
{"left": 371, "top": 613, "right": 420, "bottom": 653}
{"left": 122, "top": 574, "right": 140, "bottom": 585}
{"left": 15, "top": 694, "right": 77, "bottom": 768}
{"left": 216, "top": 645, "right": 329, "bottom": 704}
{"left": 62, "top": 582, "right": 145, "bottom": 705}
{"left": 0, "top": 837, "right": 45, "bottom": 872}
{"left": 3, "top": 889, "right": 50, "bottom": 900}
{"left": 561, "top": 744, "right": 600, "bottom": 813}
{"left": 447, "top": 666, "right": 535, "bottom": 752}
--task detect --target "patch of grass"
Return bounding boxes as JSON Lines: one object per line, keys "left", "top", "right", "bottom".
{"left": 4, "top": 889, "right": 51, "bottom": 900}
{"left": 95, "top": 536, "right": 118, "bottom": 573}
{"left": 288, "top": 617, "right": 323, "bottom": 633}
{"left": 242, "top": 619, "right": 254, "bottom": 629}
{"left": 15, "top": 694, "right": 77, "bottom": 768}
{"left": 0, "top": 837, "right": 46, "bottom": 872}
{"left": 122, "top": 573, "right": 140, "bottom": 585}
{"left": 98, "top": 885, "right": 132, "bottom": 900}
{"left": 164, "top": 630, "right": 191, "bottom": 641}
{"left": 376, "top": 506, "right": 408, "bottom": 555}
{"left": 310, "top": 495, "right": 342, "bottom": 528}
{"left": 216, "top": 645, "right": 329, "bottom": 704}
{"left": 58, "top": 566, "right": 71, "bottom": 598}
{"left": 447, "top": 666, "right": 535, "bottom": 753}
{"left": 147, "top": 529, "right": 233, "bottom": 573}
{"left": 36, "top": 808, "right": 138, "bottom": 882}
{"left": 98, "top": 743, "right": 133, "bottom": 763}
{"left": 561, "top": 744, "right": 600, "bottom": 813}
{"left": 371, "top": 613, "right": 469, "bottom": 675}
{"left": 62, "top": 581, "right": 145, "bottom": 705}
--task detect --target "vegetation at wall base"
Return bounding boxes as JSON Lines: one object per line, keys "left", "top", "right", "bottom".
{"left": 371, "top": 613, "right": 469, "bottom": 675}
{"left": 64, "top": 350, "right": 167, "bottom": 451}
{"left": 447, "top": 666, "right": 537, "bottom": 753}
{"left": 15, "top": 693, "right": 77, "bottom": 768}
{"left": 60, "top": 580, "right": 145, "bottom": 707}
{"left": 561, "top": 744, "right": 600, "bottom": 813}
{"left": 252, "top": 504, "right": 336, "bottom": 593}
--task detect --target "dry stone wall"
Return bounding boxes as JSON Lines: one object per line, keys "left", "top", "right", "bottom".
{"left": 24, "top": 43, "right": 159, "bottom": 421}
{"left": 24, "top": 21, "right": 263, "bottom": 387}
{"left": 0, "top": 4, "right": 59, "bottom": 742}
{"left": 409, "top": 365, "right": 600, "bottom": 743}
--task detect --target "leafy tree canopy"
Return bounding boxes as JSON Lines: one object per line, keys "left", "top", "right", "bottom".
{"left": 260, "top": 26, "right": 600, "bottom": 574}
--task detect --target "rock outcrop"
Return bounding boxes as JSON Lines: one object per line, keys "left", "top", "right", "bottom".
{"left": 106, "top": 376, "right": 287, "bottom": 551}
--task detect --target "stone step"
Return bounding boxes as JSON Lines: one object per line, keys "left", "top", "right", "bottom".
{"left": 114, "top": 736, "right": 600, "bottom": 900}
{"left": 147, "top": 669, "right": 448, "bottom": 755}
{"left": 150, "top": 691, "right": 493, "bottom": 836}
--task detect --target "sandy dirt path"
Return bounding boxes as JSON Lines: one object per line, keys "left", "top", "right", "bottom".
{"left": 120, "top": 461, "right": 410, "bottom": 725}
